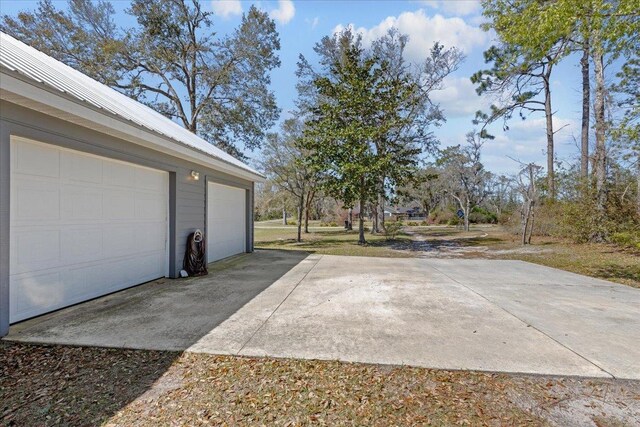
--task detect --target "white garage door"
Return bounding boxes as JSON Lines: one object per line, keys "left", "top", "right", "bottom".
{"left": 10, "top": 137, "right": 168, "bottom": 322}
{"left": 207, "top": 182, "right": 246, "bottom": 262}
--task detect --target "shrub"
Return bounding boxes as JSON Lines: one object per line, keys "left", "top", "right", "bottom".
{"left": 407, "top": 221, "right": 419, "bottom": 226}
{"left": 468, "top": 207, "right": 498, "bottom": 224}
{"left": 384, "top": 221, "right": 403, "bottom": 240}
{"left": 431, "top": 209, "right": 454, "bottom": 225}
{"left": 420, "top": 220, "right": 429, "bottom": 226}
{"left": 610, "top": 231, "right": 640, "bottom": 249}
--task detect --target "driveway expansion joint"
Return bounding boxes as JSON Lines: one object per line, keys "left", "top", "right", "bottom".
{"left": 235, "top": 254, "right": 324, "bottom": 355}
{"left": 428, "top": 264, "right": 616, "bottom": 379}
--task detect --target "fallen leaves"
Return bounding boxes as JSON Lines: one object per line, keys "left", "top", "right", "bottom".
{"left": 2, "top": 342, "right": 639, "bottom": 426}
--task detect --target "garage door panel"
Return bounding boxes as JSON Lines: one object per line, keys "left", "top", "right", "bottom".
{"left": 61, "top": 151, "right": 103, "bottom": 183}
{"left": 135, "top": 192, "right": 166, "bottom": 219}
{"left": 135, "top": 222, "right": 167, "bottom": 248}
{"left": 13, "top": 229, "right": 61, "bottom": 273}
{"left": 103, "top": 161, "right": 136, "bottom": 187}
{"left": 207, "top": 182, "right": 246, "bottom": 263}
{"left": 135, "top": 168, "right": 167, "bottom": 191}
{"left": 102, "top": 225, "right": 137, "bottom": 257}
{"left": 10, "top": 138, "right": 168, "bottom": 323}
{"left": 60, "top": 227, "right": 103, "bottom": 263}
{"left": 13, "top": 140, "right": 60, "bottom": 178}
{"left": 13, "top": 271, "right": 63, "bottom": 317}
{"left": 14, "top": 178, "right": 60, "bottom": 221}
{"left": 103, "top": 189, "right": 136, "bottom": 220}
{"left": 61, "top": 184, "right": 103, "bottom": 219}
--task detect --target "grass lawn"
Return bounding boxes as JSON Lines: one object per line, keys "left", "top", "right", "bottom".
{"left": 255, "top": 220, "right": 413, "bottom": 258}
{"left": 2, "top": 342, "right": 638, "bottom": 426}
{"left": 255, "top": 221, "right": 640, "bottom": 288}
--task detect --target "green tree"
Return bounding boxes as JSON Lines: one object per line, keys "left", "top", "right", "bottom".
{"left": 2, "top": 0, "right": 281, "bottom": 158}
{"left": 300, "top": 30, "right": 431, "bottom": 244}
{"left": 475, "top": 0, "right": 570, "bottom": 200}
{"left": 479, "top": 0, "right": 639, "bottom": 238}
{"left": 612, "top": 53, "right": 640, "bottom": 214}
{"left": 297, "top": 29, "right": 462, "bottom": 239}
{"left": 369, "top": 30, "right": 463, "bottom": 232}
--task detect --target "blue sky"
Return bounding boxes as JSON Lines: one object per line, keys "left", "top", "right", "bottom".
{"left": 1, "top": 0, "right": 594, "bottom": 174}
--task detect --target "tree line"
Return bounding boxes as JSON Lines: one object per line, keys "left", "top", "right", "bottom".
{"left": 473, "top": 0, "right": 639, "bottom": 242}
{"left": 261, "top": 0, "right": 639, "bottom": 246}
{"left": 4, "top": 0, "right": 638, "bottom": 247}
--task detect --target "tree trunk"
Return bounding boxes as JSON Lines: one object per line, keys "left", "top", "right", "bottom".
{"left": 304, "top": 190, "right": 314, "bottom": 234}
{"left": 422, "top": 201, "right": 430, "bottom": 222}
{"left": 636, "top": 154, "right": 640, "bottom": 216}
{"left": 282, "top": 208, "right": 287, "bottom": 225}
{"left": 543, "top": 73, "right": 555, "bottom": 200}
{"left": 371, "top": 202, "right": 379, "bottom": 234}
{"left": 580, "top": 40, "right": 590, "bottom": 181}
{"left": 358, "top": 200, "right": 366, "bottom": 244}
{"left": 527, "top": 201, "right": 535, "bottom": 244}
{"left": 521, "top": 201, "right": 530, "bottom": 246}
{"left": 592, "top": 47, "right": 607, "bottom": 234}
{"left": 464, "top": 199, "right": 470, "bottom": 232}
{"left": 296, "top": 196, "right": 303, "bottom": 243}
{"left": 378, "top": 194, "right": 386, "bottom": 233}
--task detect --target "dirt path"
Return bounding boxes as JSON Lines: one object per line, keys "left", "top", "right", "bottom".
{"left": 394, "top": 228, "right": 552, "bottom": 258}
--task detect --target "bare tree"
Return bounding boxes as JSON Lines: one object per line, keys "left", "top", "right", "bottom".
{"left": 486, "top": 174, "right": 514, "bottom": 218}
{"left": 514, "top": 162, "right": 543, "bottom": 245}
{"left": 437, "top": 132, "right": 492, "bottom": 231}
{"left": 2, "top": 0, "right": 281, "bottom": 158}
{"left": 472, "top": 42, "right": 567, "bottom": 199}
{"left": 261, "top": 118, "right": 318, "bottom": 242}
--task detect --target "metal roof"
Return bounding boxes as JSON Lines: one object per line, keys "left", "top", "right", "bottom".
{"left": 0, "top": 32, "right": 263, "bottom": 179}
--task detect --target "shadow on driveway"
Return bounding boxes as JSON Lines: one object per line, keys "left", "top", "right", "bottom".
{"left": 1, "top": 249, "right": 308, "bottom": 425}
{"left": 5, "top": 249, "right": 309, "bottom": 351}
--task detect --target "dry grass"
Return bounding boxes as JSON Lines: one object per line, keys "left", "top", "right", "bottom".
{"left": 256, "top": 222, "right": 640, "bottom": 288}
{"left": 255, "top": 223, "right": 413, "bottom": 258}
{"left": 3, "top": 342, "right": 638, "bottom": 426}
{"left": 407, "top": 227, "right": 640, "bottom": 289}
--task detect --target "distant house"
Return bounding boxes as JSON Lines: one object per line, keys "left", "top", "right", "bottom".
{"left": 388, "top": 203, "right": 427, "bottom": 221}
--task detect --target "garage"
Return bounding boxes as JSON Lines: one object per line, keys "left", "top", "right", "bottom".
{"left": 1, "top": 32, "right": 264, "bottom": 336}
{"left": 9, "top": 137, "right": 168, "bottom": 322}
{"left": 207, "top": 181, "right": 247, "bottom": 262}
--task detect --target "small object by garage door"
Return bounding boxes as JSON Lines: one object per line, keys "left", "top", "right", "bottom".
{"left": 183, "top": 229, "right": 208, "bottom": 277}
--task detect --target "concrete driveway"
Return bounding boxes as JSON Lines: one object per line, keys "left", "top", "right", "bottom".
{"left": 5, "top": 251, "right": 639, "bottom": 379}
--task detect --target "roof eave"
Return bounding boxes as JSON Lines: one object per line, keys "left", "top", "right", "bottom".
{"left": 0, "top": 68, "right": 266, "bottom": 183}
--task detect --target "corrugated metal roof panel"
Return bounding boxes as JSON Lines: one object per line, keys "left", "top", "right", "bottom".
{"left": 0, "top": 32, "right": 262, "bottom": 178}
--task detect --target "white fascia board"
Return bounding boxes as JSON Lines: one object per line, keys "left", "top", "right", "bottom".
{"left": 0, "top": 72, "right": 266, "bottom": 183}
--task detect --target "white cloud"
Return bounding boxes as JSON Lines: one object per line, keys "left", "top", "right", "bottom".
{"left": 334, "top": 10, "right": 488, "bottom": 62}
{"left": 211, "top": 0, "right": 242, "bottom": 18}
{"left": 270, "top": 0, "right": 295, "bottom": 25}
{"left": 437, "top": 116, "right": 580, "bottom": 174}
{"left": 431, "top": 76, "right": 487, "bottom": 118}
{"left": 485, "top": 117, "right": 579, "bottom": 172}
{"left": 305, "top": 16, "right": 319, "bottom": 30}
{"left": 422, "top": 1, "right": 482, "bottom": 16}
